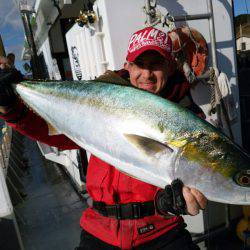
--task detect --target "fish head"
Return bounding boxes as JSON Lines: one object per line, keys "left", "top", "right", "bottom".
{"left": 172, "top": 130, "right": 250, "bottom": 205}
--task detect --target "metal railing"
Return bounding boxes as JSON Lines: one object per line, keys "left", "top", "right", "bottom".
{"left": 0, "top": 125, "right": 25, "bottom": 250}
{"left": 0, "top": 126, "right": 12, "bottom": 175}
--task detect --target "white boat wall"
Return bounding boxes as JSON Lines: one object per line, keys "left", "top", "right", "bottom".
{"left": 29, "top": 0, "right": 242, "bottom": 235}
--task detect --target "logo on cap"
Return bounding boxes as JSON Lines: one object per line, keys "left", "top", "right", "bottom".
{"left": 128, "top": 28, "right": 170, "bottom": 52}
{"left": 126, "top": 27, "right": 172, "bottom": 62}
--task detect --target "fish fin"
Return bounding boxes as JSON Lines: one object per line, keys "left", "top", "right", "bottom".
{"left": 47, "top": 123, "right": 61, "bottom": 136}
{"left": 124, "top": 134, "right": 173, "bottom": 156}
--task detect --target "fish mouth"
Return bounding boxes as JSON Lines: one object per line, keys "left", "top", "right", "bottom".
{"left": 205, "top": 183, "right": 250, "bottom": 205}
{"left": 235, "top": 187, "right": 250, "bottom": 205}
{"left": 210, "top": 193, "right": 250, "bottom": 205}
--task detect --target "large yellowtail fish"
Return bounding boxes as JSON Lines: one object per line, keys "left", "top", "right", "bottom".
{"left": 15, "top": 81, "right": 250, "bottom": 205}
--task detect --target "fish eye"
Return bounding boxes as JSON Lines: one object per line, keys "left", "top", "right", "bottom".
{"left": 234, "top": 171, "right": 250, "bottom": 187}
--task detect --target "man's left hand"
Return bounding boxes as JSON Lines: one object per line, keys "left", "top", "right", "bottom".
{"left": 155, "top": 179, "right": 207, "bottom": 216}
{"left": 183, "top": 186, "right": 207, "bottom": 215}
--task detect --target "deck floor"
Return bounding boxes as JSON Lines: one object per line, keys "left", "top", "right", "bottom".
{"left": 16, "top": 137, "right": 87, "bottom": 250}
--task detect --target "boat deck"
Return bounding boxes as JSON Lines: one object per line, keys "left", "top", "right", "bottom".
{"left": 15, "top": 137, "right": 87, "bottom": 250}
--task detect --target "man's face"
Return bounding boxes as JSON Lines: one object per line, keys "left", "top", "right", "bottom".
{"left": 124, "top": 51, "right": 168, "bottom": 94}
{"left": 0, "top": 56, "right": 10, "bottom": 69}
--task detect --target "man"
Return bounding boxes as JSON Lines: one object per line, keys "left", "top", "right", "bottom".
{"left": 0, "top": 27, "right": 206, "bottom": 249}
{"left": 0, "top": 53, "right": 15, "bottom": 70}
{"left": 0, "top": 56, "right": 10, "bottom": 69}
{"left": 6, "top": 53, "right": 15, "bottom": 68}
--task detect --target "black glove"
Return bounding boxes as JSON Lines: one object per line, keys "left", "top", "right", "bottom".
{"left": 155, "top": 179, "right": 187, "bottom": 216}
{"left": 0, "top": 68, "right": 23, "bottom": 106}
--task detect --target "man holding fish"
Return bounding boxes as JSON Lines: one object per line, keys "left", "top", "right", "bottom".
{"left": 0, "top": 27, "right": 207, "bottom": 249}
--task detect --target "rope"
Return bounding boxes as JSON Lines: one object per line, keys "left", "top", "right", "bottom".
{"left": 143, "top": 0, "right": 158, "bottom": 27}
{"left": 143, "top": 0, "right": 176, "bottom": 30}
{"left": 186, "top": 25, "right": 200, "bottom": 51}
{"left": 171, "top": 28, "right": 199, "bottom": 84}
{"left": 203, "top": 68, "right": 234, "bottom": 139}
{"left": 205, "top": 68, "right": 216, "bottom": 115}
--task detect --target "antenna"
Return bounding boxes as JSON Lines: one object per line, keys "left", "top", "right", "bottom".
{"left": 245, "top": 0, "right": 249, "bottom": 14}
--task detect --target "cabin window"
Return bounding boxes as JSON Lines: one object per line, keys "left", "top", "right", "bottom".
{"left": 241, "top": 42, "right": 246, "bottom": 51}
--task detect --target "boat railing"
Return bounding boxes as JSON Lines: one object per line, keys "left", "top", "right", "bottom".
{"left": 0, "top": 126, "right": 12, "bottom": 176}
{"left": 0, "top": 125, "right": 24, "bottom": 250}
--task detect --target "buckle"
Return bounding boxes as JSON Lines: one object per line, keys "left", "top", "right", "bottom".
{"left": 93, "top": 201, "right": 155, "bottom": 220}
{"left": 132, "top": 203, "right": 141, "bottom": 219}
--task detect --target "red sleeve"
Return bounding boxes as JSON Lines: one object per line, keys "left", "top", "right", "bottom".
{"left": 0, "top": 100, "right": 80, "bottom": 151}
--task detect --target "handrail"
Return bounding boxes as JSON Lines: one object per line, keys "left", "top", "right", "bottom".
{"left": 0, "top": 126, "right": 12, "bottom": 176}
{"left": 0, "top": 125, "right": 24, "bottom": 249}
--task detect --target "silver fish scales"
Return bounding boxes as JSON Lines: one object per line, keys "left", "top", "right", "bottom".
{"left": 15, "top": 80, "right": 250, "bottom": 205}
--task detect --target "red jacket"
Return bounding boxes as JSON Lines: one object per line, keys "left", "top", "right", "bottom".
{"left": 0, "top": 70, "right": 204, "bottom": 249}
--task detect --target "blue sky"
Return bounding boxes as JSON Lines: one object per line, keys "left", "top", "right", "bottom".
{"left": 0, "top": 0, "right": 34, "bottom": 73}
{"left": 234, "top": 0, "right": 249, "bottom": 16}
{"left": 0, "top": 0, "right": 249, "bottom": 74}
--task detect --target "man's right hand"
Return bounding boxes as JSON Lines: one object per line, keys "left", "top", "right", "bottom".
{"left": 0, "top": 57, "right": 23, "bottom": 112}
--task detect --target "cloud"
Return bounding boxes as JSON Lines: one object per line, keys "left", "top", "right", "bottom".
{"left": 0, "top": 0, "right": 36, "bottom": 28}
{"left": 0, "top": 0, "right": 35, "bottom": 72}
{"left": 0, "top": 0, "right": 34, "bottom": 71}
{"left": 0, "top": 1, "right": 23, "bottom": 30}
{"left": 6, "top": 43, "right": 23, "bottom": 58}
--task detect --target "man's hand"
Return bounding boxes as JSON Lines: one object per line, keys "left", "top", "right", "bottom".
{"left": 155, "top": 179, "right": 207, "bottom": 216}
{"left": 183, "top": 186, "right": 207, "bottom": 215}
